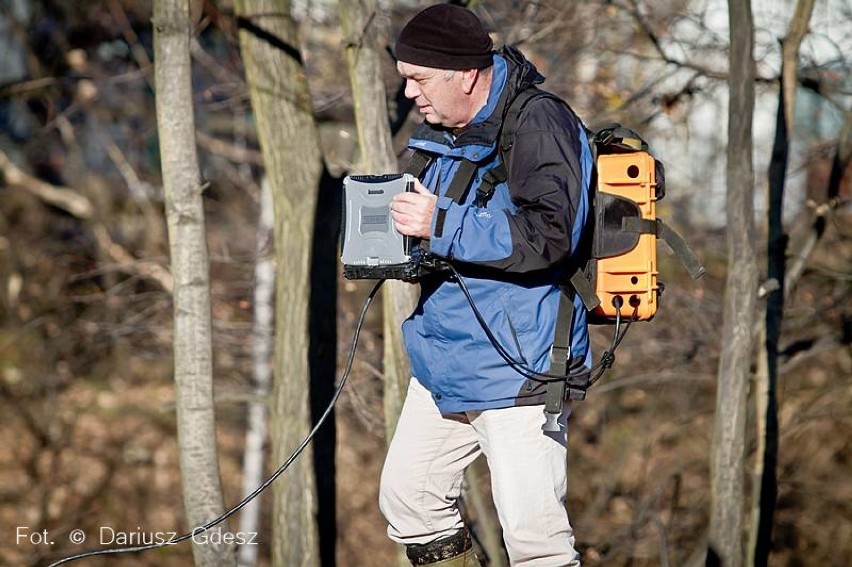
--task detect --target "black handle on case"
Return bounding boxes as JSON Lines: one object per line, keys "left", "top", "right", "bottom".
{"left": 348, "top": 174, "right": 404, "bottom": 183}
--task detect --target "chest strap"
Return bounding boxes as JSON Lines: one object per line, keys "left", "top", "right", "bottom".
{"left": 404, "top": 150, "right": 433, "bottom": 179}
{"left": 405, "top": 150, "right": 480, "bottom": 239}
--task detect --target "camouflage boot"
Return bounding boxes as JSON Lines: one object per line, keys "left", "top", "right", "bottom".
{"left": 405, "top": 528, "right": 482, "bottom": 567}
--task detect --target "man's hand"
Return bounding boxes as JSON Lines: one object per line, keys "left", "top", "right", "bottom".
{"left": 391, "top": 179, "right": 437, "bottom": 238}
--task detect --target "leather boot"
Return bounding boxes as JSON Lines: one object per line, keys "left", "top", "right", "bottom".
{"left": 405, "top": 528, "right": 482, "bottom": 567}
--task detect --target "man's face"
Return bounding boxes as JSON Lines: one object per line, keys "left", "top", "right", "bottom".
{"left": 397, "top": 61, "right": 469, "bottom": 128}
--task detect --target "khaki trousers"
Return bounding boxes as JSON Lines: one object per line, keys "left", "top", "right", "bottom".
{"left": 380, "top": 378, "right": 581, "bottom": 566}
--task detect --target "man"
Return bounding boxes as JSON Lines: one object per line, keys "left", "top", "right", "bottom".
{"left": 382, "top": 4, "right": 593, "bottom": 566}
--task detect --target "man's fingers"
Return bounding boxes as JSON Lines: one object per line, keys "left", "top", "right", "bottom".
{"left": 391, "top": 210, "right": 430, "bottom": 237}
{"left": 391, "top": 198, "right": 423, "bottom": 215}
{"left": 411, "top": 179, "right": 432, "bottom": 195}
{"left": 393, "top": 192, "right": 429, "bottom": 206}
{"left": 391, "top": 182, "right": 436, "bottom": 238}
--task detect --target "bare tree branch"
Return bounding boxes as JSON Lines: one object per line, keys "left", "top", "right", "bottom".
{"left": 0, "top": 150, "right": 94, "bottom": 218}
{"left": 196, "top": 131, "right": 263, "bottom": 165}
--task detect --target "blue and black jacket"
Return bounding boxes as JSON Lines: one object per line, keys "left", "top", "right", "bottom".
{"left": 402, "top": 46, "right": 593, "bottom": 413}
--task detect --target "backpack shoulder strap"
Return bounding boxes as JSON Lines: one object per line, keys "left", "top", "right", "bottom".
{"left": 434, "top": 159, "right": 478, "bottom": 238}
{"left": 474, "top": 87, "right": 555, "bottom": 207}
{"left": 404, "top": 149, "right": 433, "bottom": 179}
{"left": 404, "top": 149, "right": 479, "bottom": 239}
{"left": 499, "top": 88, "right": 552, "bottom": 153}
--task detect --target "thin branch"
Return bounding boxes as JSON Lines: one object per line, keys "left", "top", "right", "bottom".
{"left": 196, "top": 131, "right": 263, "bottom": 165}
{"left": 0, "top": 150, "right": 173, "bottom": 291}
{"left": 0, "top": 149, "right": 94, "bottom": 218}
{"left": 594, "top": 371, "right": 712, "bottom": 394}
{"left": 0, "top": 69, "right": 152, "bottom": 104}
{"left": 106, "top": 0, "right": 155, "bottom": 90}
{"left": 190, "top": 37, "right": 247, "bottom": 88}
{"left": 615, "top": 0, "right": 728, "bottom": 80}
{"left": 90, "top": 225, "right": 173, "bottom": 291}
{"left": 779, "top": 333, "right": 845, "bottom": 376}
{"left": 784, "top": 198, "right": 844, "bottom": 300}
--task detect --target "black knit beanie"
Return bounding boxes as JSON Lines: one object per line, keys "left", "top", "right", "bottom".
{"left": 394, "top": 4, "right": 493, "bottom": 70}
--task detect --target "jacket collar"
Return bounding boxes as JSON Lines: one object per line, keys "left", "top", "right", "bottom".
{"left": 408, "top": 46, "right": 545, "bottom": 161}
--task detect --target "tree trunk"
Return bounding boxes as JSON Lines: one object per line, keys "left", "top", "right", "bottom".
{"left": 338, "top": 0, "right": 418, "bottom": 447}
{"left": 238, "top": 178, "right": 275, "bottom": 567}
{"left": 750, "top": 2, "right": 815, "bottom": 565}
{"left": 339, "top": 7, "right": 421, "bottom": 565}
{"left": 234, "top": 1, "right": 323, "bottom": 565}
{"left": 152, "top": 1, "right": 235, "bottom": 565}
{"left": 707, "top": 2, "right": 757, "bottom": 566}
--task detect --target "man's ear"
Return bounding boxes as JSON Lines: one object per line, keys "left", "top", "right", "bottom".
{"left": 460, "top": 69, "right": 479, "bottom": 94}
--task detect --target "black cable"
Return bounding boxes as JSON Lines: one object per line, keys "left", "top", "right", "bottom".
{"left": 589, "top": 298, "right": 635, "bottom": 388}
{"left": 448, "top": 264, "right": 634, "bottom": 386}
{"left": 45, "top": 279, "right": 386, "bottom": 567}
{"left": 47, "top": 264, "right": 633, "bottom": 565}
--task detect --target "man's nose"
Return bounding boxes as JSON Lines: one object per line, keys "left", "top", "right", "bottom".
{"left": 404, "top": 79, "right": 419, "bottom": 100}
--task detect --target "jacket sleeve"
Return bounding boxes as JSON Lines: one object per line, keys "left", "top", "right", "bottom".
{"left": 427, "top": 97, "right": 591, "bottom": 272}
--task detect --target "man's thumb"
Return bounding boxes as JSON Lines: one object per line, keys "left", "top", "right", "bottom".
{"left": 412, "top": 180, "right": 432, "bottom": 195}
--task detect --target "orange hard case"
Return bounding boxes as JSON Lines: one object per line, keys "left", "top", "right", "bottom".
{"left": 593, "top": 152, "right": 660, "bottom": 321}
